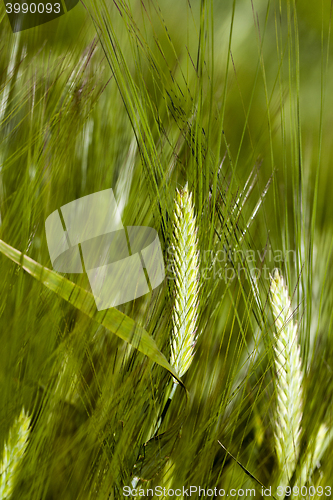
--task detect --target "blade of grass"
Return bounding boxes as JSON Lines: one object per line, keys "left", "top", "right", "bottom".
{"left": 0, "top": 238, "right": 182, "bottom": 384}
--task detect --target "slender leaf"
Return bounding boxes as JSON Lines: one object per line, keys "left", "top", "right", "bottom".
{"left": 0, "top": 238, "right": 182, "bottom": 384}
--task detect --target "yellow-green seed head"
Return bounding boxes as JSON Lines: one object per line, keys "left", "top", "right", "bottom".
{"left": 170, "top": 185, "right": 200, "bottom": 380}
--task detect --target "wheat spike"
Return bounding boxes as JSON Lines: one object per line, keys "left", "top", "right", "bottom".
{"left": 0, "top": 409, "right": 31, "bottom": 499}
{"left": 270, "top": 270, "right": 303, "bottom": 487}
{"left": 170, "top": 184, "right": 200, "bottom": 381}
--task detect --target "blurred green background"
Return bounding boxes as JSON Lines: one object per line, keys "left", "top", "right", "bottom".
{"left": 0, "top": 0, "right": 332, "bottom": 498}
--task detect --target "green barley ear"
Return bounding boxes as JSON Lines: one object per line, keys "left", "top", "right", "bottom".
{"left": 269, "top": 270, "right": 303, "bottom": 487}
{"left": 0, "top": 409, "right": 31, "bottom": 499}
{"left": 148, "top": 186, "right": 200, "bottom": 437}
{"left": 170, "top": 184, "right": 200, "bottom": 382}
{"left": 299, "top": 423, "right": 333, "bottom": 486}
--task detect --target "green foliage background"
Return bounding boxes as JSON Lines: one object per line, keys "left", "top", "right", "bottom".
{"left": 0, "top": 0, "right": 332, "bottom": 498}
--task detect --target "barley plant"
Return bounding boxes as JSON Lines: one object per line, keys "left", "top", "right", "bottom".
{"left": 269, "top": 270, "right": 303, "bottom": 488}
{"left": 0, "top": 0, "right": 333, "bottom": 499}
{"left": 298, "top": 423, "right": 333, "bottom": 489}
{"left": 269, "top": 271, "right": 333, "bottom": 496}
{"left": 0, "top": 410, "right": 31, "bottom": 499}
{"left": 170, "top": 185, "right": 200, "bottom": 389}
{"left": 134, "top": 184, "right": 199, "bottom": 485}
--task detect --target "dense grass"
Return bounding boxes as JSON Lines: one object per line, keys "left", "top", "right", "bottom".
{"left": 0, "top": 0, "right": 332, "bottom": 498}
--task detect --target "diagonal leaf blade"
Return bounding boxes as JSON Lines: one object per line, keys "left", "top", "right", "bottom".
{"left": 0, "top": 239, "right": 182, "bottom": 383}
